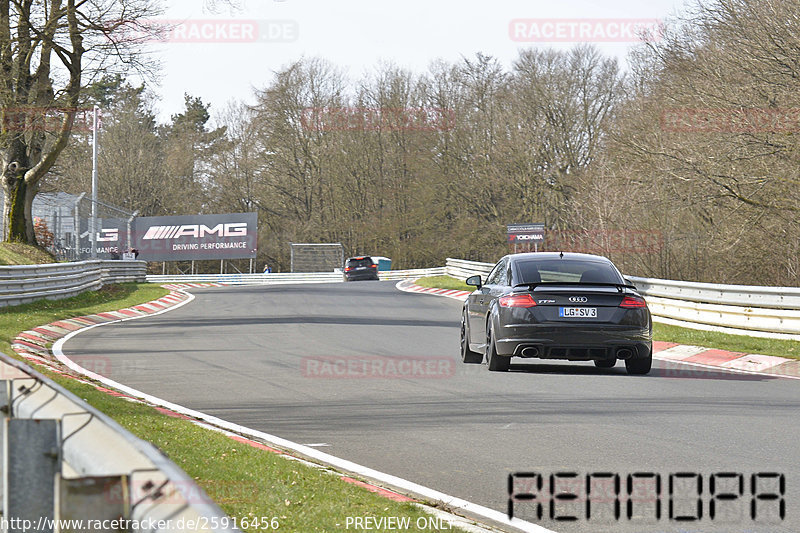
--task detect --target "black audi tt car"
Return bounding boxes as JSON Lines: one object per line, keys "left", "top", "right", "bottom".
{"left": 460, "top": 252, "right": 652, "bottom": 375}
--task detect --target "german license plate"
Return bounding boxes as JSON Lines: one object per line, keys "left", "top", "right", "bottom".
{"left": 559, "top": 307, "right": 597, "bottom": 318}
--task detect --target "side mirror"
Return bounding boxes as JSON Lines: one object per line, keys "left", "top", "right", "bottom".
{"left": 624, "top": 278, "right": 636, "bottom": 288}
{"left": 466, "top": 275, "right": 482, "bottom": 288}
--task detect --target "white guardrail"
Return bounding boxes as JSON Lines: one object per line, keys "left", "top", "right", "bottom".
{"left": 10, "top": 256, "right": 790, "bottom": 334}
{"left": 0, "top": 260, "right": 147, "bottom": 308}
{"left": 145, "top": 267, "right": 446, "bottom": 285}
{"left": 0, "top": 351, "right": 237, "bottom": 532}
{"left": 443, "top": 258, "right": 800, "bottom": 337}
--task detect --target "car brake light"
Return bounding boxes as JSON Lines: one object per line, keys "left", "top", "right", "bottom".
{"left": 345, "top": 267, "right": 351, "bottom": 272}
{"left": 620, "top": 296, "right": 646, "bottom": 308}
{"left": 499, "top": 294, "right": 537, "bottom": 308}
{"left": 370, "top": 264, "right": 377, "bottom": 268}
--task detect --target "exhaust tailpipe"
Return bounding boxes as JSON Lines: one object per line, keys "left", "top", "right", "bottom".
{"left": 520, "top": 347, "right": 539, "bottom": 358}
{"left": 616, "top": 348, "right": 634, "bottom": 360}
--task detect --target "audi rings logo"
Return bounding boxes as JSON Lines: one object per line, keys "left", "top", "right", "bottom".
{"left": 568, "top": 296, "right": 588, "bottom": 303}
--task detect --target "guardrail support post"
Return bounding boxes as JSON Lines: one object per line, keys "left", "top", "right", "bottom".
{"left": 3, "top": 419, "right": 60, "bottom": 532}
{"left": 0, "top": 381, "right": 7, "bottom": 514}
{"left": 55, "top": 475, "right": 128, "bottom": 531}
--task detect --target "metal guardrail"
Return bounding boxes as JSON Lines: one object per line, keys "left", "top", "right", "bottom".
{"left": 444, "top": 258, "right": 494, "bottom": 280}
{"left": 626, "top": 276, "right": 800, "bottom": 310}
{"left": 627, "top": 276, "right": 800, "bottom": 336}
{"left": 443, "top": 258, "right": 800, "bottom": 336}
{"left": 146, "top": 268, "right": 447, "bottom": 285}
{"left": 147, "top": 272, "right": 344, "bottom": 285}
{"left": 0, "top": 351, "right": 237, "bottom": 532}
{"left": 378, "top": 267, "right": 445, "bottom": 280}
{"left": 0, "top": 260, "right": 147, "bottom": 308}
{"left": 642, "top": 296, "right": 800, "bottom": 335}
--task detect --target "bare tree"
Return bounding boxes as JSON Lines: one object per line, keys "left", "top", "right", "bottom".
{"left": 608, "top": 0, "right": 800, "bottom": 283}
{"left": 1, "top": 0, "right": 160, "bottom": 243}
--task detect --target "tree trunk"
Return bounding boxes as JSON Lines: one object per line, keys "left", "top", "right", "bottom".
{"left": 2, "top": 154, "right": 37, "bottom": 244}
{"left": 3, "top": 178, "right": 35, "bottom": 244}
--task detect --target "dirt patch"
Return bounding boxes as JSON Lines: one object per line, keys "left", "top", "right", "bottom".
{"left": 96, "top": 284, "right": 128, "bottom": 298}
{"left": 0, "top": 242, "right": 56, "bottom": 265}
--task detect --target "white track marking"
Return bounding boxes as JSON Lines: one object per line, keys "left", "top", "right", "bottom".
{"left": 653, "top": 353, "right": 800, "bottom": 380}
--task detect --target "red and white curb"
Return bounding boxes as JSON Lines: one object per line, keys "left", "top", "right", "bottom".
{"left": 398, "top": 279, "right": 800, "bottom": 380}
{"left": 396, "top": 278, "right": 471, "bottom": 301}
{"left": 12, "top": 285, "right": 550, "bottom": 533}
{"left": 11, "top": 291, "right": 190, "bottom": 367}
{"left": 652, "top": 342, "right": 800, "bottom": 379}
{"left": 160, "top": 282, "right": 225, "bottom": 290}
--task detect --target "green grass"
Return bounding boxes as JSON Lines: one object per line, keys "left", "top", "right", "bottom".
{"left": 54, "top": 379, "right": 459, "bottom": 532}
{"left": 414, "top": 275, "right": 472, "bottom": 291}
{"left": 0, "top": 242, "right": 55, "bottom": 265}
{"left": 0, "top": 283, "right": 169, "bottom": 355}
{"left": 654, "top": 322, "right": 800, "bottom": 360}
{"left": 1, "top": 284, "right": 469, "bottom": 532}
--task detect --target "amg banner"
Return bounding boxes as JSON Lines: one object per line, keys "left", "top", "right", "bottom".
{"left": 78, "top": 217, "right": 129, "bottom": 260}
{"left": 133, "top": 212, "right": 258, "bottom": 261}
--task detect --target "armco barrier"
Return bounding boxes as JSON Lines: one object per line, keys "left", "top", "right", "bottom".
{"left": 144, "top": 257, "right": 800, "bottom": 336}
{"left": 146, "top": 267, "right": 446, "bottom": 285}
{"left": 444, "top": 258, "right": 494, "bottom": 280}
{"left": 147, "top": 272, "right": 343, "bottom": 285}
{"left": 0, "top": 351, "right": 237, "bottom": 532}
{"left": 626, "top": 276, "right": 800, "bottom": 309}
{"left": 443, "top": 258, "right": 800, "bottom": 336}
{"left": 0, "top": 260, "right": 147, "bottom": 308}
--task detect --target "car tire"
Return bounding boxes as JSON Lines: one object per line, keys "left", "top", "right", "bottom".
{"left": 460, "top": 312, "right": 482, "bottom": 364}
{"left": 594, "top": 359, "right": 616, "bottom": 369}
{"left": 486, "top": 327, "right": 510, "bottom": 372}
{"left": 625, "top": 349, "right": 652, "bottom": 375}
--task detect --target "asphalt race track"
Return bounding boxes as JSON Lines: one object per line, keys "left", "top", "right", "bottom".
{"left": 62, "top": 281, "right": 800, "bottom": 533}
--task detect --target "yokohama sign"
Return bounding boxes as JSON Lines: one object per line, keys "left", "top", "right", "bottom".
{"left": 507, "top": 223, "right": 545, "bottom": 244}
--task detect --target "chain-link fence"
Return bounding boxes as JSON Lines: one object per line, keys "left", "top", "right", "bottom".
{"left": 19, "top": 191, "right": 134, "bottom": 261}
{"left": 289, "top": 243, "right": 344, "bottom": 273}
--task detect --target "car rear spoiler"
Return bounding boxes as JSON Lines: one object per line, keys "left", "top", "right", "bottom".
{"left": 513, "top": 282, "right": 637, "bottom": 292}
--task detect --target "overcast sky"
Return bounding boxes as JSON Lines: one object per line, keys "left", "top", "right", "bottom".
{"left": 147, "top": 0, "right": 695, "bottom": 123}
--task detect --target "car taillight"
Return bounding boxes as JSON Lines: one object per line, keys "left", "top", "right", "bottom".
{"left": 620, "top": 296, "right": 647, "bottom": 308}
{"left": 370, "top": 264, "right": 377, "bottom": 268}
{"left": 499, "top": 294, "right": 537, "bottom": 308}
{"left": 345, "top": 267, "right": 351, "bottom": 272}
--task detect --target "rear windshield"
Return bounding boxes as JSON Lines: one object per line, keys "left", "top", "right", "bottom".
{"left": 516, "top": 259, "right": 623, "bottom": 285}
{"left": 347, "top": 257, "right": 374, "bottom": 267}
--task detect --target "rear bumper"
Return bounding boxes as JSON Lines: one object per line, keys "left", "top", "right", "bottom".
{"left": 495, "top": 324, "right": 651, "bottom": 360}
{"left": 344, "top": 271, "right": 379, "bottom": 281}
